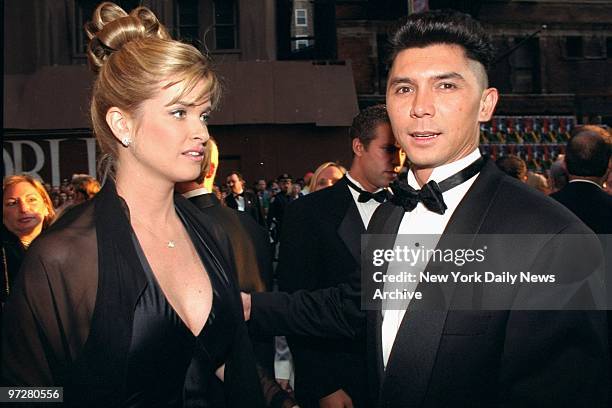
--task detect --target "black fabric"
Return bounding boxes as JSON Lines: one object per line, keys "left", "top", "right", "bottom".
{"left": 250, "top": 161, "right": 610, "bottom": 407}
{"left": 550, "top": 181, "right": 612, "bottom": 234}
{"left": 267, "top": 193, "right": 292, "bottom": 244}
{"left": 1, "top": 180, "right": 265, "bottom": 408}
{"left": 276, "top": 178, "right": 368, "bottom": 407}
{"left": 224, "top": 190, "right": 266, "bottom": 227}
{"left": 124, "top": 216, "right": 235, "bottom": 407}
{"left": 1, "top": 226, "right": 25, "bottom": 304}
{"left": 187, "top": 192, "right": 296, "bottom": 408}
{"left": 190, "top": 193, "right": 273, "bottom": 293}
{"left": 550, "top": 180, "right": 612, "bottom": 402}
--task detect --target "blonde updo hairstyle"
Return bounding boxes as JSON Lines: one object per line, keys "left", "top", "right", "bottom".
{"left": 86, "top": 2, "right": 220, "bottom": 178}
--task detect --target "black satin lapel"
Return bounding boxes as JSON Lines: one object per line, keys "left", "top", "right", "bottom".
{"left": 442, "top": 160, "right": 502, "bottom": 236}
{"left": 362, "top": 201, "right": 405, "bottom": 401}
{"left": 337, "top": 201, "right": 365, "bottom": 264}
{"left": 380, "top": 310, "right": 447, "bottom": 407}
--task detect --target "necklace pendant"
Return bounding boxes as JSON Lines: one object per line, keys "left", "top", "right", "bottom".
{"left": 167, "top": 240, "right": 176, "bottom": 248}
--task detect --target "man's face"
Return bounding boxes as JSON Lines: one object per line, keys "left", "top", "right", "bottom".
{"left": 256, "top": 179, "right": 266, "bottom": 192}
{"left": 226, "top": 174, "right": 243, "bottom": 194}
{"left": 386, "top": 44, "right": 497, "bottom": 172}
{"left": 356, "top": 122, "right": 405, "bottom": 189}
{"left": 279, "top": 179, "right": 292, "bottom": 194}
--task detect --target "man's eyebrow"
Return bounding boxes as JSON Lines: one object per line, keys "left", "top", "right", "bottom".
{"left": 432, "top": 72, "right": 465, "bottom": 81}
{"left": 388, "top": 76, "right": 415, "bottom": 87}
{"left": 388, "top": 72, "right": 465, "bottom": 86}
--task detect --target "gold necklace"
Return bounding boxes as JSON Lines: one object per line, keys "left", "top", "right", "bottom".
{"left": 131, "top": 214, "right": 179, "bottom": 249}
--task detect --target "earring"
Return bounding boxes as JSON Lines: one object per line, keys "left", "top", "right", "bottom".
{"left": 121, "top": 136, "right": 131, "bottom": 147}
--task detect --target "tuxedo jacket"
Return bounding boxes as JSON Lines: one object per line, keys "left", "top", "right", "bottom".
{"left": 277, "top": 177, "right": 368, "bottom": 406}
{"left": 250, "top": 160, "right": 609, "bottom": 407}
{"left": 225, "top": 190, "right": 266, "bottom": 227}
{"left": 550, "top": 181, "right": 612, "bottom": 234}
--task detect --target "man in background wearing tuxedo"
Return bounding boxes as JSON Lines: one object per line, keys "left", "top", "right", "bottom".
{"left": 551, "top": 125, "right": 612, "bottom": 234}
{"left": 225, "top": 171, "right": 266, "bottom": 227}
{"left": 244, "top": 9, "right": 609, "bottom": 407}
{"left": 277, "top": 105, "right": 404, "bottom": 408}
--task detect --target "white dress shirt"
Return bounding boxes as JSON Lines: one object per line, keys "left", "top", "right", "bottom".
{"left": 381, "top": 149, "right": 482, "bottom": 368}
{"left": 234, "top": 193, "right": 246, "bottom": 211}
{"left": 345, "top": 172, "right": 387, "bottom": 229}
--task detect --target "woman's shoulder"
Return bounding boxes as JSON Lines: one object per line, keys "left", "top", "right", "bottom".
{"left": 28, "top": 199, "right": 97, "bottom": 266}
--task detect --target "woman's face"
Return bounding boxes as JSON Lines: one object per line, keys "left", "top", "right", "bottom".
{"left": 314, "top": 166, "right": 344, "bottom": 192}
{"left": 121, "top": 78, "right": 212, "bottom": 184}
{"left": 3, "top": 182, "right": 49, "bottom": 239}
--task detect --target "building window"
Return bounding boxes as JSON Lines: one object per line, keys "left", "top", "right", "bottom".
{"left": 214, "top": 0, "right": 238, "bottom": 49}
{"left": 295, "top": 39, "right": 309, "bottom": 50}
{"left": 176, "top": 0, "right": 200, "bottom": 46}
{"left": 509, "top": 37, "right": 540, "bottom": 93}
{"left": 295, "top": 9, "right": 307, "bottom": 26}
{"left": 74, "top": 0, "right": 139, "bottom": 56}
{"left": 584, "top": 36, "right": 605, "bottom": 59}
{"left": 564, "top": 36, "right": 583, "bottom": 58}
{"left": 293, "top": 35, "right": 311, "bottom": 51}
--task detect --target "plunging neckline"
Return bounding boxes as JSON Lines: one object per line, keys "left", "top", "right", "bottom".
{"left": 129, "top": 208, "right": 212, "bottom": 338}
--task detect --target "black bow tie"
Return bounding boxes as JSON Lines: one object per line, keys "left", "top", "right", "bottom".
{"left": 359, "top": 190, "right": 391, "bottom": 204}
{"left": 391, "top": 156, "right": 486, "bottom": 215}
{"left": 234, "top": 192, "right": 244, "bottom": 199}
{"left": 345, "top": 177, "right": 390, "bottom": 203}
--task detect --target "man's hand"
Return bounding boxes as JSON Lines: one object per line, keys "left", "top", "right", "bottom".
{"left": 319, "top": 389, "right": 354, "bottom": 408}
{"left": 241, "top": 292, "right": 251, "bottom": 321}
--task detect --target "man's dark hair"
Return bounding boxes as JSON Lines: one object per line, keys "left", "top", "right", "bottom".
{"left": 496, "top": 155, "right": 527, "bottom": 180}
{"left": 227, "top": 171, "right": 244, "bottom": 182}
{"left": 565, "top": 125, "right": 611, "bottom": 177}
{"left": 349, "top": 104, "right": 390, "bottom": 151}
{"left": 390, "top": 9, "right": 495, "bottom": 71}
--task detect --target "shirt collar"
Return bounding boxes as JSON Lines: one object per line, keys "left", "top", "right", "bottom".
{"left": 182, "top": 187, "right": 210, "bottom": 199}
{"left": 569, "top": 179, "right": 603, "bottom": 189}
{"left": 408, "top": 149, "right": 482, "bottom": 189}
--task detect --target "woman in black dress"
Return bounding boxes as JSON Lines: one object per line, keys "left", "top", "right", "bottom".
{"left": 2, "top": 3, "right": 265, "bottom": 407}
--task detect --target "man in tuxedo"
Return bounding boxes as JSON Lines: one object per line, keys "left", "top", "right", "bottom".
{"left": 551, "top": 125, "right": 612, "bottom": 234}
{"left": 243, "top": 9, "right": 609, "bottom": 407}
{"left": 278, "top": 105, "right": 404, "bottom": 408}
{"left": 225, "top": 171, "right": 266, "bottom": 227}
{"left": 267, "top": 173, "right": 294, "bottom": 246}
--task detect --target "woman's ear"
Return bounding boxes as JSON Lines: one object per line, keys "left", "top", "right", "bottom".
{"left": 106, "top": 107, "right": 133, "bottom": 147}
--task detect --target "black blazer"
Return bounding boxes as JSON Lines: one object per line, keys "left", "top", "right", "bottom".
{"left": 250, "top": 160, "right": 609, "bottom": 407}
{"left": 550, "top": 181, "right": 612, "bottom": 234}
{"left": 225, "top": 190, "right": 266, "bottom": 227}
{"left": 277, "top": 177, "right": 368, "bottom": 406}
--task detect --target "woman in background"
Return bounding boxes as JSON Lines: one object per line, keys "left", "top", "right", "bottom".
{"left": 2, "top": 174, "right": 55, "bottom": 304}
{"left": 308, "top": 162, "right": 346, "bottom": 193}
{"left": 2, "top": 3, "right": 264, "bottom": 407}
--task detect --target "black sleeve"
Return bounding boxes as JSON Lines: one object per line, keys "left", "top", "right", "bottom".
{"left": 249, "top": 283, "right": 364, "bottom": 339}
